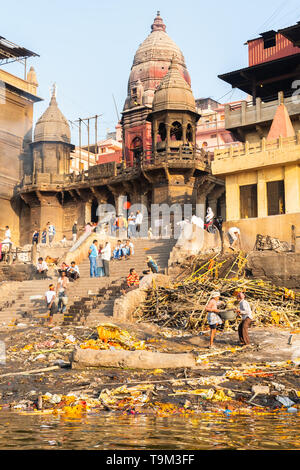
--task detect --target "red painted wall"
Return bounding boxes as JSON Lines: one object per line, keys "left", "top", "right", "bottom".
{"left": 124, "top": 121, "right": 152, "bottom": 166}
{"left": 97, "top": 150, "right": 122, "bottom": 164}
{"left": 248, "top": 33, "right": 299, "bottom": 66}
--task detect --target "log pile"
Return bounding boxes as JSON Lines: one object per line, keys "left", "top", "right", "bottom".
{"left": 133, "top": 252, "right": 300, "bottom": 331}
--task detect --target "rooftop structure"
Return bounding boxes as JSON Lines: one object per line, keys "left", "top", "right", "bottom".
{"left": 219, "top": 21, "right": 300, "bottom": 102}
{"left": 212, "top": 20, "right": 300, "bottom": 251}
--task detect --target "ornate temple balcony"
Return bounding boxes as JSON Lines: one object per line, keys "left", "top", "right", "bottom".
{"left": 19, "top": 145, "right": 211, "bottom": 195}
{"left": 141, "top": 146, "right": 209, "bottom": 170}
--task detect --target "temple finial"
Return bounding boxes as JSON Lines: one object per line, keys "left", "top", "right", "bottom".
{"left": 151, "top": 11, "right": 166, "bottom": 32}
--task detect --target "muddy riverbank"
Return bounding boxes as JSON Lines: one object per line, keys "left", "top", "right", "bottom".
{"left": 0, "top": 321, "right": 299, "bottom": 417}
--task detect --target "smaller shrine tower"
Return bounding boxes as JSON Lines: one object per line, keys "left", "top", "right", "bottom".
{"left": 29, "top": 85, "right": 73, "bottom": 176}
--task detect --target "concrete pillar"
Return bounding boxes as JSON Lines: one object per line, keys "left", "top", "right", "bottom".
{"left": 165, "top": 122, "right": 171, "bottom": 154}
{"left": 225, "top": 175, "right": 240, "bottom": 221}
{"left": 284, "top": 165, "right": 300, "bottom": 214}
{"left": 241, "top": 101, "right": 247, "bottom": 126}
{"left": 256, "top": 97, "right": 262, "bottom": 121}
{"left": 257, "top": 170, "right": 268, "bottom": 218}
{"left": 153, "top": 120, "right": 158, "bottom": 154}
{"left": 85, "top": 201, "right": 92, "bottom": 224}
{"left": 196, "top": 194, "right": 206, "bottom": 221}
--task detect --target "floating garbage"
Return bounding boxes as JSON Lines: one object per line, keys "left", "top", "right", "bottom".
{"left": 276, "top": 396, "right": 295, "bottom": 408}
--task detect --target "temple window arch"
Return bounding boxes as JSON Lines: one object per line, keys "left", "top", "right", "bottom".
{"left": 170, "top": 121, "right": 183, "bottom": 141}
{"left": 130, "top": 136, "right": 143, "bottom": 163}
{"left": 158, "top": 122, "right": 166, "bottom": 142}
{"left": 186, "top": 123, "right": 193, "bottom": 142}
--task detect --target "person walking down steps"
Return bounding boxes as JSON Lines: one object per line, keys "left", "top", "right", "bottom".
{"left": 101, "top": 241, "right": 111, "bottom": 277}
{"left": 56, "top": 270, "right": 69, "bottom": 314}
{"left": 88, "top": 239, "right": 99, "bottom": 278}
{"left": 72, "top": 221, "right": 78, "bottom": 243}
{"left": 45, "top": 284, "right": 57, "bottom": 326}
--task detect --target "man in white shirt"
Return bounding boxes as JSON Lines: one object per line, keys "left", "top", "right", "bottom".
{"left": 205, "top": 207, "right": 214, "bottom": 224}
{"left": 2, "top": 225, "right": 12, "bottom": 246}
{"left": 4, "top": 226, "right": 11, "bottom": 240}
{"left": 135, "top": 211, "right": 143, "bottom": 237}
{"left": 236, "top": 292, "right": 253, "bottom": 346}
{"left": 128, "top": 212, "right": 136, "bottom": 238}
{"left": 101, "top": 242, "right": 111, "bottom": 277}
{"left": 47, "top": 222, "right": 56, "bottom": 246}
{"left": 67, "top": 261, "right": 80, "bottom": 281}
{"left": 227, "top": 227, "right": 241, "bottom": 250}
{"left": 45, "top": 284, "right": 57, "bottom": 325}
{"left": 37, "top": 257, "right": 49, "bottom": 278}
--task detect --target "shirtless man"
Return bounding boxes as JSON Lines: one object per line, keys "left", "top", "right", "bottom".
{"left": 205, "top": 291, "right": 223, "bottom": 348}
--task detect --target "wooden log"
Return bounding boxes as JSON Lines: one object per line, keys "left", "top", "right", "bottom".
{"left": 72, "top": 349, "right": 196, "bottom": 369}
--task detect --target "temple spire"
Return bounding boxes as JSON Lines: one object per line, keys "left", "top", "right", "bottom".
{"left": 151, "top": 11, "right": 166, "bottom": 32}
{"left": 50, "top": 82, "right": 57, "bottom": 104}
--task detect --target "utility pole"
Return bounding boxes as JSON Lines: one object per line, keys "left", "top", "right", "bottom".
{"left": 73, "top": 114, "right": 102, "bottom": 170}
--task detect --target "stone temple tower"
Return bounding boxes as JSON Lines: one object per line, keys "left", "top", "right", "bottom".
{"left": 20, "top": 86, "right": 75, "bottom": 243}
{"left": 122, "top": 11, "right": 191, "bottom": 166}
{"left": 29, "top": 85, "right": 73, "bottom": 176}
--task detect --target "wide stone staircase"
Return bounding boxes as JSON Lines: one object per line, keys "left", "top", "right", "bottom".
{"left": 0, "top": 238, "right": 176, "bottom": 327}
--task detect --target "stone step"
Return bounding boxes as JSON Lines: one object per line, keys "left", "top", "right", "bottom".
{"left": 0, "top": 237, "right": 176, "bottom": 326}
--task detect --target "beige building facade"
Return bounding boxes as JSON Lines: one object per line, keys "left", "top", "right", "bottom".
{"left": 212, "top": 126, "right": 300, "bottom": 250}
{"left": 0, "top": 65, "right": 41, "bottom": 244}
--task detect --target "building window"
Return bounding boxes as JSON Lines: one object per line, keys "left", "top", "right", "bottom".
{"left": 131, "top": 136, "right": 143, "bottom": 163}
{"left": 267, "top": 180, "right": 285, "bottom": 216}
{"left": 262, "top": 31, "right": 276, "bottom": 49}
{"left": 186, "top": 124, "right": 193, "bottom": 142}
{"left": 158, "top": 122, "right": 166, "bottom": 141}
{"left": 170, "top": 121, "right": 183, "bottom": 141}
{"left": 240, "top": 184, "right": 258, "bottom": 219}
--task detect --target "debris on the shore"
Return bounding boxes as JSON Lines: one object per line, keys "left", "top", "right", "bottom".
{"left": 134, "top": 252, "right": 300, "bottom": 331}
{"left": 79, "top": 323, "right": 148, "bottom": 351}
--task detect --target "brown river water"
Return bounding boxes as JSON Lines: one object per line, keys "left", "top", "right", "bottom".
{"left": 0, "top": 411, "right": 299, "bottom": 450}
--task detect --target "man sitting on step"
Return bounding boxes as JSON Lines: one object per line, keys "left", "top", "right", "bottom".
{"left": 121, "top": 268, "right": 140, "bottom": 295}
{"left": 37, "top": 257, "right": 49, "bottom": 279}
{"left": 66, "top": 261, "right": 80, "bottom": 281}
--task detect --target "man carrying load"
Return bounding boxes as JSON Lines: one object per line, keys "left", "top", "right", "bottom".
{"left": 205, "top": 291, "right": 223, "bottom": 349}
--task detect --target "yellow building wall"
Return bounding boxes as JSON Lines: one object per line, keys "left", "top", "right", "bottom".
{"left": 225, "top": 165, "right": 300, "bottom": 221}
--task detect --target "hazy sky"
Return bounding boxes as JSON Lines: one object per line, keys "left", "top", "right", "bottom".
{"left": 2, "top": 0, "right": 300, "bottom": 144}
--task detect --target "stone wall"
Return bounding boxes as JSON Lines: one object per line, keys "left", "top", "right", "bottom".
{"left": 247, "top": 251, "right": 300, "bottom": 288}
{"left": 169, "top": 222, "right": 221, "bottom": 266}
{"left": 223, "top": 213, "right": 300, "bottom": 252}
{"left": 113, "top": 273, "right": 170, "bottom": 322}
{"left": 0, "top": 264, "right": 35, "bottom": 282}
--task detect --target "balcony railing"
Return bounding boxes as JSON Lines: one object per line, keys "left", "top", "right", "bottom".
{"left": 141, "top": 147, "right": 209, "bottom": 166}
{"left": 20, "top": 146, "right": 210, "bottom": 190}
{"left": 225, "top": 91, "right": 300, "bottom": 129}
{"left": 214, "top": 132, "right": 300, "bottom": 160}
